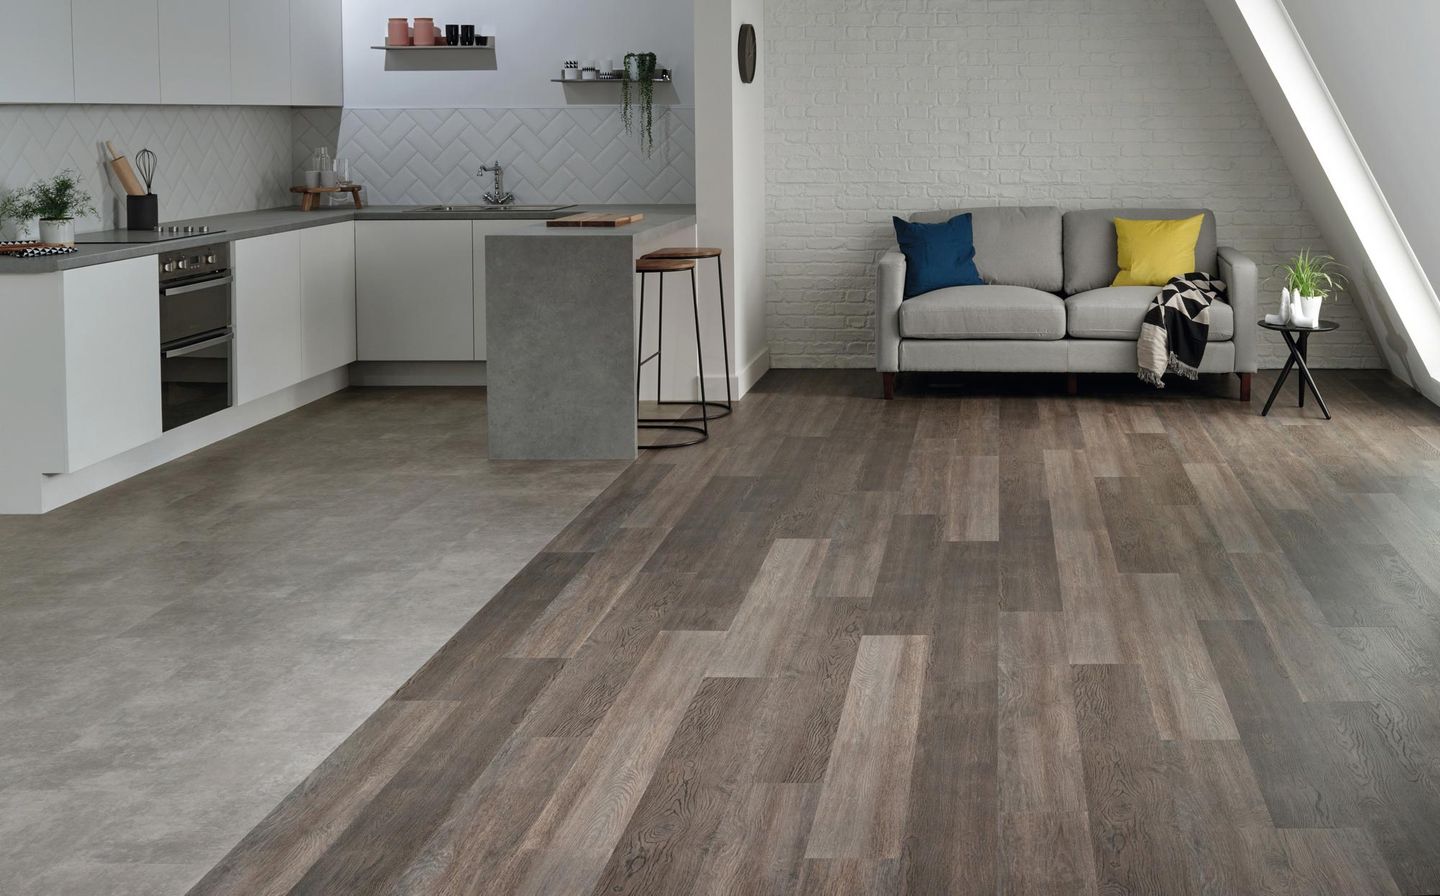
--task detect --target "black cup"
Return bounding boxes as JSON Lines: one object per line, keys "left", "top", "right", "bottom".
{"left": 445, "top": 24, "right": 459, "bottom": 45}
{"left": 459, "top": 24, "right": 475, "bottom": 46}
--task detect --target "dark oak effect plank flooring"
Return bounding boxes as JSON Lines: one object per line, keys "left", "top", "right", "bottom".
{"left": 190, "top": 370, "right": 1440, "bottom": 896}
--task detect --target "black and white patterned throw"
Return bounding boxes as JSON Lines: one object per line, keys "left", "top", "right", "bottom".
{"left": 1138, "top": 272, "right": 1226, "bottom": 388}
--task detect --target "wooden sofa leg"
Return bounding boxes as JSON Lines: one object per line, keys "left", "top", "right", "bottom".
{"left": 881, "top": 372, "right": 896, "bottom": 400}
{"left": 1066, "top": 372, "right": 1079, "bottom": 396}
{"left": 1237, "top": 372, "right": 1253, "bottom": 402}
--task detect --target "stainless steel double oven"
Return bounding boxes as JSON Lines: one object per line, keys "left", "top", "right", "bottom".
{"left": 159, "top": 243, "right": 234, "bottom": 431}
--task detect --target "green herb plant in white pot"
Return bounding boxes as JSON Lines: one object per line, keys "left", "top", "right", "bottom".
{"left": 1279, "top": 249, "right": 1346, "bottom": 329}
{"left": 15, "top": 171, "right": 96, "bottom": 247}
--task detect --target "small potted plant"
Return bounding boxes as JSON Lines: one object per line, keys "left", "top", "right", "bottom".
{"left": 10, "top": 171, "right": 96, "bottom": 246}
{"left": 1278, "top": 249, "right": 1346, "bottom": 328}
{"left": 621, "top": 51, "right": 659, "bottom": 156}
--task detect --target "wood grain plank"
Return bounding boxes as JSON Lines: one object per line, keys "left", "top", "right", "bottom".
{"left": 805, "top": 635, "right": 929, "bottom": 860}
{"left": 710, "top": 538, "right": 831, "bottom": 678}
{"left": 999, "top": 811, "right": 1099, "bottom": 896}
{"left": 1055, "top": 528, "right": 1125, "bottom": 665}
{"left": 1072, "top": 663, "right": 1197, "bottom": 896}
{"left": 689, "top": 783, "right": 819, "bottom": 896}
{"left": 515, "top": 630, "right": 724, "bottom": 893}
{"left": 591, "top": 677, "right": 771, "bottom": 896}
{"left": 946, "top": 454, "right": 1000, "bottom": 541}
{"left": 998, "top": 612, "right": 1086, "bottom": 815}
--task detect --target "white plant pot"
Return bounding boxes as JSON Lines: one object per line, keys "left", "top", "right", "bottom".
{"left": 1299, "top": 295, "right": 1323, "bottom": 327}
{"left": 39, "top": 218, "right": 75, "bottom": 246}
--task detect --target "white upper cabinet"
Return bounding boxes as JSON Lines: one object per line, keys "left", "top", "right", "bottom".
{"left": 159, "top": 0, "right": 232, "bottom": 105}
{"left": 230, "top": 0, "right": 292, "bottom": 105}
{"left": 73, "top": 0, "right": 162, "bottom": 104}
{"left": 0, "top": 1, "right": 75, "bottom": 103}
{"left": 290, "top": 0, "right": 343, "bottom": 106}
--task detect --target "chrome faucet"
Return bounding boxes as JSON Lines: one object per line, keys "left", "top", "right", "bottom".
{"left": 477, "top": 162, "right": 514, "bottom": 206}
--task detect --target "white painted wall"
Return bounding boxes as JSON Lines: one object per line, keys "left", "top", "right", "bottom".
{"left": 342, "top": 0, "right": 693, "bottom": 109}
{"left": 696, "top": 0, "right": 769, "bottom": 396}
{"left": 1204, "top": 0, "right": 1440, "bottom": 402}
{"left": 764, "top": 0, "right": 1382, "bottom": 370}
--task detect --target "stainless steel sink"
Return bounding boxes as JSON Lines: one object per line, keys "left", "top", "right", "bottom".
{"left": 422, "top": 204, "right": 575, "bottom": 214}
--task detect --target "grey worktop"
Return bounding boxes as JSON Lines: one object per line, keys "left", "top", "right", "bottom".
{"left": 0, "top": 204, "right": 697, "bottom": 274}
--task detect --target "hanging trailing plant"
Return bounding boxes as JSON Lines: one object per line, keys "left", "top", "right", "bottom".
{"left": 621, "top": 51, "right": 659, "bottom": 157}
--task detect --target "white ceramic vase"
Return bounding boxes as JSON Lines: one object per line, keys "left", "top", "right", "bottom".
{"left": 1279, "top": 287, "right": 1293, "bottom": 324}
{"left": 39, "top": 218, "right": 74, "bottom": 246}
{"left": 1299, "top": 295, "right": 1323, "bottom": 328}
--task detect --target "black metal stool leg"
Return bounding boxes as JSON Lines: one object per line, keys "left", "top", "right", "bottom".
{"left": 715, "top": 256, "right": 734, "bottom": 411}
{"left": 656, "top": 271, "right": 664, "bottom": 405}
{"left": 691, "top": 267, "right": 709, "bottom": 437}
{"left": 636, "top": 271, "right": 646, "bottom": 403}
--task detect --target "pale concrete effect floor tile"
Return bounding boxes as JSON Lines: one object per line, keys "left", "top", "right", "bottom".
{"left": 0, "top": 387, "right": 627, "bottom": 894}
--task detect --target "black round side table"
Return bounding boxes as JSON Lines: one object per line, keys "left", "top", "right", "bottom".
{"left": 1258, "top": 318, "right": 1339, "bottom": 420}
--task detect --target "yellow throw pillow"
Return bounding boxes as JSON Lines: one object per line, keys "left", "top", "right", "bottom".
{"left": 1112, "top": 214, "right": 1205, "bottom": 287}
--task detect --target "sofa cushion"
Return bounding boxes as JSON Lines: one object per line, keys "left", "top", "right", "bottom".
{"left": 899, "top": 285, "right": 1066, "bottom": 341}
{"left": 1063, "top": 208, "right": 1217, "bottom": 295}
{"left": 892, "top": 214, "right": 983, "bottom": 298}
{"left": 1066, "top": 286, "right": 1234, "bottom": 341}
{"left": 910, "top": 206, "right": 1063, "bottom": 293}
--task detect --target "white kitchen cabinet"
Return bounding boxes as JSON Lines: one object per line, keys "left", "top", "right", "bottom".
{"left": 300, "top": 221, "right": 356, "bottom": 377}
{"left": 0, "top": 1, "right": 75, "bottom": 103}
{"left": 230, "top": 0, "right": 292, "bottom": 105}
{"left": 235, "top": 231, "right": 304, "bottom": 404}
{"left": 57, "top": 258, "right": 163, "bottom": 472}
{"left": 290, "top": 0, "right": 343, "bottom": 106}
{"left": 72, "top": 0, "right": 162, "bottom": 104}
{"left": 356, "top": 221, "right": 475, "bottom": 361}
{"left": 471, "top": 222, "right": 517, "bottom": 362}
{"left": 160, "top": 0, "right": 231, "bottom": 104}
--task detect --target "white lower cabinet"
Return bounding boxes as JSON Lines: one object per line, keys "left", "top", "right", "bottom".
{"left": 235, "top": 231, "right": 304, "bottom": 404}
{"left": 300, "top": 221, "right": 357, "bottom": 378}
{"left": 471, "top": 222, "right": 515, "bottom": 362}
{"left": 356, "top": 221, "right": 475, "bottom": 361}
{"left": 57, "top": 258, "right": 164, "bottom": 472}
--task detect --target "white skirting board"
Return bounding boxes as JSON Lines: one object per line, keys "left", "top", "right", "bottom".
{"left": 8, "top": 369, "right": 349, "bottom": 515}
{"left": 699, "top": 347, "right": 771, "bottom": 400}
{"left": 348, "top": 361, "right": 488, "bottom": 387}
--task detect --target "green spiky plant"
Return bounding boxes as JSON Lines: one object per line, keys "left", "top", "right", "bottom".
{"left": 620, "top": 51, "right": 658, "bottom": 157}
{"left": 21, "top": 170, "right": 96, "bottom": 222}
{"left": 1279, "top": 249, "right": 1347, "bottom": 298}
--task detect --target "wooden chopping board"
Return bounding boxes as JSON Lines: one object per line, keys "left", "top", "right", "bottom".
{"left": 547, "top": 212, "right": 646, "bottom": 228}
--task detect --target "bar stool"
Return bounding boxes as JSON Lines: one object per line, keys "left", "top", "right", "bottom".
{"left": 639, "top": 246, "right": 733, "bottom": 419}
{"left": 636, "top": 257, "right": 712, "bottom": 449}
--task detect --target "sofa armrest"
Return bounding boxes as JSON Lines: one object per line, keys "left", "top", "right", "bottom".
{"left": 876, "top": 249, "right": 906, "bottom": 373}
{"left": 1219, "top": 246, "right": 1258, "bottom": 373}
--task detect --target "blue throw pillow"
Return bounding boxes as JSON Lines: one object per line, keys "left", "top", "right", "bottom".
{"left": 892, "top": 214, "right": 983, "bottom": 298}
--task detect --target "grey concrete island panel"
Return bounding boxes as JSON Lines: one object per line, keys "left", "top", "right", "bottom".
{"left": 487, "top": 234, "right": 639, "bottom": 460}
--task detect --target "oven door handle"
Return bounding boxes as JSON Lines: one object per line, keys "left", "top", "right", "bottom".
{"left": 163, "top": 331, "right": 232, "bottom": 359}
{"left": 161, "top": 275, "right": 233, "bottom": 297}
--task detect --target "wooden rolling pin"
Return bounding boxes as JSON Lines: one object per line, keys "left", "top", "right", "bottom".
{"left": 106, "top": 141, "right": 145, "bottom": 197}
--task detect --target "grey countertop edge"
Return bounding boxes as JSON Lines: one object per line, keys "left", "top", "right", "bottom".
{"left": 0, "top": 204, "right": 697, "bottom": 274}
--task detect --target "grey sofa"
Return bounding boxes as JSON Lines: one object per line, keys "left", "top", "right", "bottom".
{"left": 876, "top": 206, "right": 1257, "bottom": 399}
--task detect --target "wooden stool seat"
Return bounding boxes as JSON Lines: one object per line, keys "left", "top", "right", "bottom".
{"left": 643, "top": 246, "right": 723, "bottom": 260}
{"left": 636, "top": 257, "right": 697, "bottom": 274}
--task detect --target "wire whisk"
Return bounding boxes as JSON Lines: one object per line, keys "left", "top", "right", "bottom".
{"left": 136, "top": 148, "right": 156, "bottom": 195}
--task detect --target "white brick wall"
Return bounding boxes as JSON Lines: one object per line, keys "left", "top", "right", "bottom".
{"left": 763, "top": 0, "right": 1383, "bottom": 370}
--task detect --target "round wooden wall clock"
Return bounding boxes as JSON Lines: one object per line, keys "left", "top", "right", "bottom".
{"left": 738, "top": 24, "right": 757, "bottom": 84}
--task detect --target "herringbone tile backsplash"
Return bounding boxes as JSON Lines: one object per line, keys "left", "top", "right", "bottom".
{"left": 0, "top": 105, "right": 293, "bottom": 235}
{"left": 294, "top": 106, "right": 696, "bottom": 206}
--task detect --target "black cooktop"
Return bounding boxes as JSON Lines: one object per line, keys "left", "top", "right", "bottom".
{"left": 74, "top": 226, "right": 227, "bottom": 245}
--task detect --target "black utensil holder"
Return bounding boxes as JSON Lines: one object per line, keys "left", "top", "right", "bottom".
{"left": 127, "top": 194, "right": 158, "bottom": 230}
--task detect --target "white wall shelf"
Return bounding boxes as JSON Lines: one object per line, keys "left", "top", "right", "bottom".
{"left": 550, "top": 76, "right": 673, "bottom": 83}
{"left": 370, "top": 41, "right": 493, "bottom": 51}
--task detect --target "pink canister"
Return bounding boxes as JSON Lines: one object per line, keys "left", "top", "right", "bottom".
{"left": 412, "top": 17, "right": 436, "bottom": 46}
{"left": 387, "top": 17, "right": 411, "bottom": 46}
